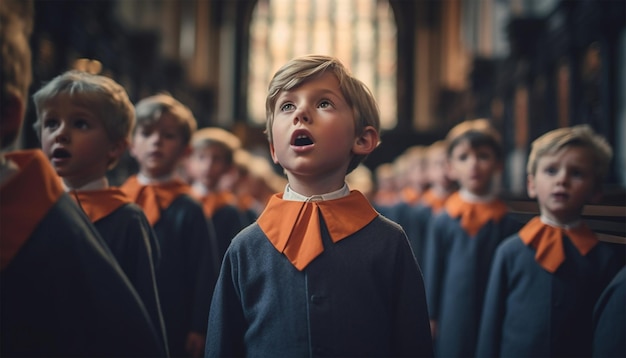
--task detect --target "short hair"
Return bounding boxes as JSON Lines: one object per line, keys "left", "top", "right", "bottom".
{"left": 191, "top": 127, "right": 241, "bottom": 166}
{"left": 33, "top": 70, "right": 135, "bottom": 146}
{"left": 0, "top": 0, "right": 33, "bottom": 148}
{"left": 265, "top": 54, "right": 380, "bottom": 173}
{"left": 134, "top": 93, "right": 197, "bottom": 145}
{"left": 526, "top": 124, "right": 613, "bottom": 185}
{"left": 446, "top": 118, "right": 502, "bottom": 160}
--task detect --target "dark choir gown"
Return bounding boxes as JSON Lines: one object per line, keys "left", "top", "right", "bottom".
{"left": 1, "top": 150, "right": 165, "bottom": 357}
{"left": 206, "top": 191, "right": 433, "bottom": 357}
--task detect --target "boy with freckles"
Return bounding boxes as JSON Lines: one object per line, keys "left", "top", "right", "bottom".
{"left": 476, "top": 125, "right": 622, "bottom": 358}
{"left": 206, "top": 55, "right": 433, "bottom": 357}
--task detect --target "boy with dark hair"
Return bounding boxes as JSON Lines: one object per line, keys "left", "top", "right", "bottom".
{"left": 476, "top": 125, "right": 622, "bottom": 357}
{"left": 0, "top": 2, "right": 164, "bottom": 357}
{"left": 423, "top": 119, "right": 522, "bottom": 357}
{"left": 122, "top": 93, "right": 219, "bottom": 358}
{"left": 206, "top": 54, "right": 433, "bottom": 357}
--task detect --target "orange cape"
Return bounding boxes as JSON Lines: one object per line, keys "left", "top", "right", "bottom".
{"left": 444, "top": 192, "right": 508, "bottom": 237}
{"left": 520, "top": 216, "right": 598, "bottom": 273}
{"left": 121, "top": 175, "right": 190, "bottom": 226}
{"left": 257, "top": 191, "right": 378, "bottom": 271}
{"left": 1, "top": 150, "right": 64, "bottom": 270}
{"left": 70, "top": 188, "right": 132, "bottom": 223}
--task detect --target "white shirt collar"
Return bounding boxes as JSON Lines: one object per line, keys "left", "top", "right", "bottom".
{"left": 282, "top": 183, "right": 350, "bottom": 202}
{"left": 137, "top": 172, "right": 176, "bottom": 185}
{"left": 64, "top": 176, "right": 109, "bottom": 192}
{"left": 459, "top": 188, "right": 496, "bottom": 203}
{"left": 191, "top": 181, "right": 209, "bottom": 196}
{"left": 540, "top": 215, "right": 582, "bottom": 230}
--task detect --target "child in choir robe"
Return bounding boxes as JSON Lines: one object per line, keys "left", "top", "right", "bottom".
{"left": 121, "top": 93, "right": 219, "bottom": 358}
{"left": 185, "top": 127, "right": 246, "bottom": 262}
{"left": 476, "top": 125, "right": 622, "bottom": 358}
{"left": 405, "top": 140, "right": 457, "bottom": 269}
{"left": 423, "top": 119, "right": 522, "bottom": 357}
{"left": 0, "top": 2, "right": 165, "bottom": 357}
{"left": 33, "top": 70, "right": 168, "bottom": 353}
{"left": 205, "top": 54, "right": 433, "bottom": 357}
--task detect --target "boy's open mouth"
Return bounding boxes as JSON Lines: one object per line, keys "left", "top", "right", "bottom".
{"left": 52, "top": 148, "right": 71, "bottom": 159}
{"left": 291, "top": 130, "right": 315, "bottom": 147}
{"left": 293, "top": 134, "right": 313, "bottom": 146}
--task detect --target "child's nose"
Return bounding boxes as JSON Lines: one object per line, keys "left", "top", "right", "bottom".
{"left": 292, "top": 107, "right": 311, "bottom": 125}
{"left": 54, "top": 123, "right": 70, "bottom": 143}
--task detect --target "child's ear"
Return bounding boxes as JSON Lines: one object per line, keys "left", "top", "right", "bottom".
{"left": 352, "top": 126, "right": 379, "bottom": 155}
{"left": 269, "top": 142, "right": 279, "bottom": 164}
{"left": 526, "top": 174, "right": 538, "bottom": 199}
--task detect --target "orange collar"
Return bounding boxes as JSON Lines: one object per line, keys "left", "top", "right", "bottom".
{"left": 520, "top": 216, "right": 598, "bottom": 273}
{"left": 257, "top": 191, "right": 378, "bottom": 271}
{"left": 401, "top": 187, "right": 421, "bottom": 205}
{"left": 1, "top": 150, "right": 65, "bottom": 270}
{"left": 69, "top": 188, "right": 131, "bottom": 223}
{"left": 421, "top": 189, "right": 451, "bottom": 214}
{"left": 191, "top": 191, "right": 236, "bottom": 218}
{"left": 445, "top": 192, "right": 508, "bottom": 237}
{"left": 121, "top": 175, "right": 190, "bottom": 225}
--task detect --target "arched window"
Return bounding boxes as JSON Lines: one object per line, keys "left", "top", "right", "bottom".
{"left": 247, "top": 0, "right": 397, "bottom": 130}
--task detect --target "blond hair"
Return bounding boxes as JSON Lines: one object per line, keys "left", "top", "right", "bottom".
{"left": 526, "top": 124, "right": 613, "bottom": 186}
{"left": 191, "top": 127, "right": 241, "bottom": 166}
{"left": 134, "top": 93, "right": 197, "bottom": 145}
{"left": 265, "top": 54, "right": 380, "bottom": 173}
{"left": 33, "top": 71, "right": 135, "bottom": 147}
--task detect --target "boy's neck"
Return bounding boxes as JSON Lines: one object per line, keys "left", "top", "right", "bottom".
{"left": 431, "top": 184, "right": 455, "bottom": 198}
{"left": 64, "top": 176, "right": 109, "bottom": 191}
{"left": 540, "top": 214, "right": 582, "bottom": 229}
{"left": 459, "top": 188, "right": 496, "bottom": 203}
{"left": 283, "top": 183, "right": 349, "bottom": 202}
{"left": 137, "top": 172, "right": 177, "bottom": 185}
{"left": 191, "top": 181, "right": 215, "bottom": 196}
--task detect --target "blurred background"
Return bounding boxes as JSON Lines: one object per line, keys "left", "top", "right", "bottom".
{"left": 21, "top": 0, "right": 626, "bottom": 197}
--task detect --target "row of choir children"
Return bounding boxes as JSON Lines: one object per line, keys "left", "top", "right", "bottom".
{"left": 2, "top": 14, "right": 284, "bottom": 355}
{"left": 370, "top": 118, "right": 625, "bottom": 357}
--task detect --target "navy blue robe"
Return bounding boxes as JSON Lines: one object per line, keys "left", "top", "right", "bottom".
{"left": 593, "top": 265, "right": 626, "bottom": 357}
{"left": 206, "top": 214, "right": 433, "bottom": 357}
{"left": 476, "top": 233, "right": 622, "bottom": 357}
{"left": 424, "top": 210, "right": 522, "bottom": 357}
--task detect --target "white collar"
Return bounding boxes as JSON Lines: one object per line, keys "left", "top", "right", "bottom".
{"left": 283, "top": 183, "right": 350, "bottom": 202}
{"left": 64, "top": 176, "right": 109, "bottom": 192}
{"left": 137, "top": 172, "right": 177, "bottom": 185}
{"left": 459, "top": 188, "right": 496, "bottom": 203}
{"left": 191, "top": 181, "right": 210, "bottom": 196}
{"left": 540, "top": 214, "right": 582, "bottom": 230}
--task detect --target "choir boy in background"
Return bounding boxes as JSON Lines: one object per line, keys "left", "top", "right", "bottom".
{"left": 186, "top": 127, "right": 246, "bottom": 262}
{"left": 33, "top": 70, "right": 168, "bottom": 353}
{"left": 0, "top": 1, "right": 164, "bottom": 356}
{"left": 405, "top": 140, "right": 457, "bottom": 269}
{"left": 122, "top": 93, "right": 218, "bottom": 358}
{"left": 476, "top": 125, "right": 622, "bottom": 358}
{"left": 424, "top": 118, "right": 522, "bottom": 357}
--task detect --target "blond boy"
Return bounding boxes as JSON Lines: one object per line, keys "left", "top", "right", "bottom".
{"left": 206, "top": 55, "right": 433, "bottom": 357}
{"left": 477, "top": 125, "right": 622, "bottom": 357}
{"left": 121, "top": 94, "right": 219, "bottom": 358}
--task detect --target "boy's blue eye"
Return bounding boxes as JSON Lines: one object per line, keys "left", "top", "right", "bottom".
{"left": 318, "top": 100, "right": 332, "bottom": 108}
{"left": 280, "top": 103, "right": 295, "bottom": 112}
{"left": 544, "top": 166, "right": 558, "bottom": 175}
{"left": 43, "top": 118, "right": 59, "bottom": 129}
{"left": 74, "top": 119, "right": 89, "bottom": 129}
